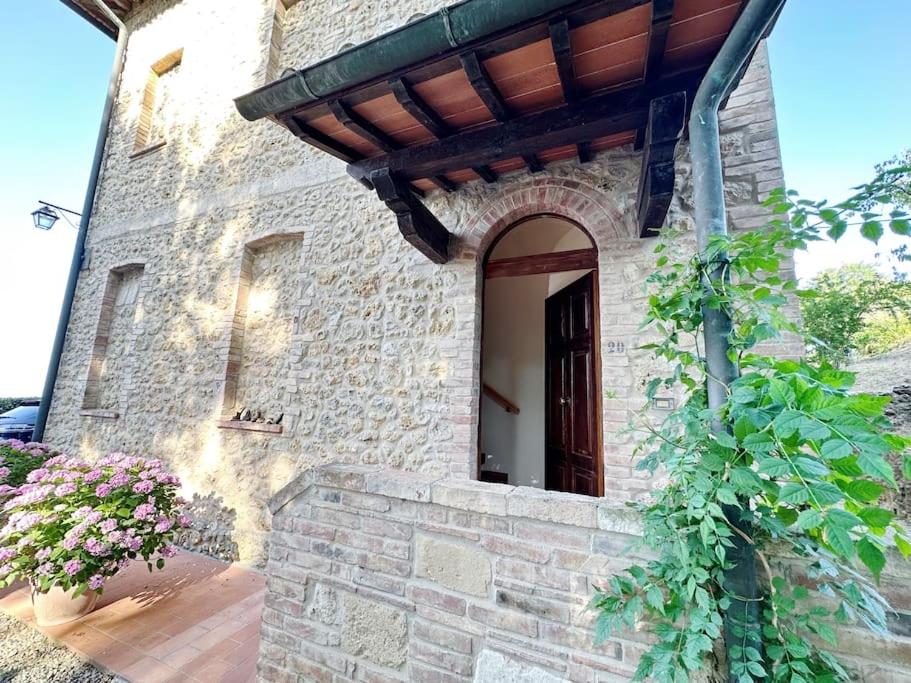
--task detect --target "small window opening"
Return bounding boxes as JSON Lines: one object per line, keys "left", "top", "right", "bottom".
{"left": 134, "top": 48, "right": 183, "bottom": 153}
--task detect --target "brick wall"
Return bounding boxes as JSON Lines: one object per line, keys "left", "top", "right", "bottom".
{"left": 258, "top": 465, "right": 911, "bottom": 682}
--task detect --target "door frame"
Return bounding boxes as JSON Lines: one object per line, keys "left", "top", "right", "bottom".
{"left": 477, "top": 214, "right": 604, "bottom": 497}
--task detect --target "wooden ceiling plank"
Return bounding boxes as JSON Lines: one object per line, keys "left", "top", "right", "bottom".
{"left": 460, "top": 51, "right": 511, "bottom": 123}
{"left": 549, "top": 18, "right": 577, "bottom": 103}
{"left": 486, "top": 248, "right": 598, "bottom": 278}
{"left": 284, "top": 115, "right": 364, "bottom": 165}
{"left": 432, "top": 176, "right": 458, "bottom": 192}
{"left": 329, "top": 99, "right": 400, "bottom": 153}
{"left": 472, "top": 166, "right": 499, "bottom": 183}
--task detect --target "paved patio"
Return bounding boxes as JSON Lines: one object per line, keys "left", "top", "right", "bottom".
{"left": 0, "top": 552, "right": 264, "bottom": 683}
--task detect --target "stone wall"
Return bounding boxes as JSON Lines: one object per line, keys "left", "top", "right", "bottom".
{"left": 46, "top": 0, "right": 799, "bottom": 566}
{"left": 257, "top": 465, "right": 911, "bottom": 682}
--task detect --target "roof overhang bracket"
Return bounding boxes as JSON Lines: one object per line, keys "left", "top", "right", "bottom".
{"left": 368, "top": 168, "right": 452, "bottom": 264}
{"left": 637, "top": 91, "right": 686, "bottom": 237}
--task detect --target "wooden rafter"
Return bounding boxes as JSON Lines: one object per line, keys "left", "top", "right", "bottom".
{"left": 636, "top": 0, "right": 675, "bottom": 149}
{"left": 460, "top": 51, "right": 510, "bottom": 123}
{"left": 370, "top": 169, "right": 452, "bottom": 264}
{"left": 486, "top": 248, "right": 597, "bottom": 278}
{"left": 390, "top": 77, "right": 449, "bottom": 138}
{"left": 549, "top": 18, "right": 577, "bottom": 103}
{"left": 637, "top": 91, "right": 686, "bottom": 237}
{"left": 329, "top": 99, "right": 400, "bottom": 153}
{"left": 284, "top": 115, "right": 363, "bottom": 164}
{"left": 348, "top": 70, "right": 703, "bottom": 183}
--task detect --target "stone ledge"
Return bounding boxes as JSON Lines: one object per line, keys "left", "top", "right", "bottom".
{"left": 216, "top": 420, "right": 282, "bottom": 434}
{"left": 128, "top": 139, "right": 166, "bottom": 160}
{"left": 270, "top": 466, "right": 639, "bottom": 531}
{"left": 79, "top": 409, "right": 119, "bottom": 420}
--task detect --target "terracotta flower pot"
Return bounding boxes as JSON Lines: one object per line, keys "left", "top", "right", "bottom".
{"left": 31, "top": 585, "right": 99, "bottom": 627}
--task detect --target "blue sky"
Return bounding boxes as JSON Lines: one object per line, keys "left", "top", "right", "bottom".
{"left": 0, "top": 0, "right": 909, "bottom": 396}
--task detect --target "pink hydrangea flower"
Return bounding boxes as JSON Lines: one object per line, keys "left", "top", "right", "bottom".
{"left": 0, "top": 548, "right": 16, "bottom": 562}
{"left": 63, "top": 535, "right": 81, "bottom": 551}
{"left": 95, "top": 483, "right": 113, "bottom": 498}
{"left": 106, "top": 531, "right": 123, "bottom": 544}
{"left": 133, "top": 503, "right": 156, "bottom": 521}
{"left": 63, "top": 559, "right": 82, "bottom": 576}
{"left": 99, "top": 519, "right": 118, "bottom": 533}
{"left": 54, "top": 483, "right": 77, "bottom": 496}
{"left": 36, "top": 547, "right": 51, "bottom": 560}
{"left": 160, "top": 545, "right": 178, "bottom": 558}
{"left": 83, "top": 469, "right": 103, "bottom": 483}
{"left": 132, "top": 480, "right": 154, "bottom": 494}
{"left": 88, "top": 574, "right": 105, "bottom": 590}
{"left": 84, "top": 538, "right": 110, "bottom": 557}
{"left": 178, "top": 514, "right": 191, "bottom": 528}
{"left": 127, "top": 536, "right": 142, "bottom": 552}
{"left": 37, "top": 562, "right": 54, "bottom": 576}
{"left": 0, "top": 466, "right": 10, "bottom": 480}
{"left": 108, "top": 471, "right": 129, "bottom": 487}
{"left": 154, "top": 517, "right": 173, "bottom": 533}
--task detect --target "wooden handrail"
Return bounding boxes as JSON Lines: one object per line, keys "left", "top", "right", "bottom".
{"left": 483, "top": 383, "right": 519, "bottom": 414}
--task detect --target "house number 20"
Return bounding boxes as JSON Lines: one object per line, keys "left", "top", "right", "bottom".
{"left": 605, "top": 340, "right": 626, "bottom": 353}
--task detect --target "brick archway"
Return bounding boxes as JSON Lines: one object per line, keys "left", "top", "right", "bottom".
{"left": 459, "top": 177, "right": 629, "bottom": 259}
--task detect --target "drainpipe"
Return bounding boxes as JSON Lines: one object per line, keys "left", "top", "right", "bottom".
{"left": 33, "top": 2, "right": 128, "bottom": 442}
{"left": 688, "top": 0, "right": 785, "bottom": 677}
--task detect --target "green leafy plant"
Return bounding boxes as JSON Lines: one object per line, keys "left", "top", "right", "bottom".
{"left": 0, "top": 452, "right": 190, "bottom": 596}
{"left": 590, "top": 164, "right": 911, "bottom": 682}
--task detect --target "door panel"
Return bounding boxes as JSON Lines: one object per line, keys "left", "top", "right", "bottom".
{"left": 545, "top": 271, "right": 600, "bottom": 496}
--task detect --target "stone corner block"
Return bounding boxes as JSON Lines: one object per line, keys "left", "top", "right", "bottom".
{"left": 268, "top": 471, "right": 315, "bottom": 515}
{"left": 364, "top": 469, "right": 443, "bottom": 502}
{"left": 431, "top": 478, "right": 513, "bottom": 516}
{"left": 314, "top": 464, "right": 379, "bottom": 491}
{"left": 415, "top": 534, "right": 491, "bottom": 597}
{"left": 505, "top": 487, "right": 598, "bottom": 528}
{"left": 597, "top": 502, "right": 644, "bottom": 536}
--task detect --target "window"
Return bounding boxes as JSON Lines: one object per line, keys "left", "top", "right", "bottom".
{"left": 133, "top": 48, "right": 183, "bottom": 154}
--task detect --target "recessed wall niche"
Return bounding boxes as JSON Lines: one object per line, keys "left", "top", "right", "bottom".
{"left": 82, "top": 264, "right": 145, "bottom": 417}
{"left": 221, "top": 234, "right": 303, "bottom": 425}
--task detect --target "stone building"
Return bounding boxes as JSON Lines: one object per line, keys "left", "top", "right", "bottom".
{"left": 51, "top": 0, "right": 909, "bottom": 680}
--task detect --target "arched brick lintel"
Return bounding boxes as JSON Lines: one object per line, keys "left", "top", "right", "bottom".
{"left": 459, "top": 178, "right": 630, "bottom": 260}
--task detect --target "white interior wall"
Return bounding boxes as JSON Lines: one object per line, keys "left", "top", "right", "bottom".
{"left": 480, "top": 217, "right": 594, "bottom": 487}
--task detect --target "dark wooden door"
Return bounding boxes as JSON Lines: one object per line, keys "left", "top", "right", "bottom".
{"left": 545, "top": 272, "right": 599, "bottom": 496}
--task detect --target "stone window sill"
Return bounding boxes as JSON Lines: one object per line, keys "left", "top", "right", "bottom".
{"left": 80, "top": 409, "right": 119, "bottom": 420}
{"left": 129, "top": 139, "right": 166, "bottom": 160}
{"left": 216, "top": 420, "right": 283, "bottom": 435}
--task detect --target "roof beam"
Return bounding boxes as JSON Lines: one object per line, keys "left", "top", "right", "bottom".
{"left": 390, "top": 77, "right": 495, "bottom": 184}
{"left": 460, "top": 51, "right": 510, "bottom": 123}
{"left": 522, "top": 154, "right": 544, "bottom": 174}
{"left": 637, "top": 91, "right": 686, "bottom": 237}
{"left": 390, "top": 77, "right": 450, "bottom": 138}
{"left": 348, "top": 69, "right": 703, "bottom": 183}
{"left": 329, "top": 99, "right": 400, "bottom": 152}
{"left": 369, "top": 169, "right": 452, "bottom": 264}
{"left": 486, "top": 248, "right": 597, "bottom": 278}
{"left": 636, "top": 0, "right": 675, "bottom": 149}
{"left": 549, "top": 18, "right": 577, "bottom": 103}
{"left": 284, "top": 115, "right": 364, "bottom": 164}
{"left": 576, "top": 141, "right": 592, "bottom": 164}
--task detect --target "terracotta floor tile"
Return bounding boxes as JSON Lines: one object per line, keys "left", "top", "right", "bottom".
{"left": 198, "top": 633, "right": 259, "bottom": 666}
{"left": 188, "top": 619, "right": 249, "bottom": 651}
{"left": 120, "top": 656, "right": 181, "bottom": 683}
{"left": 147, "top": 624, "right": 210, "bottom": 658}
{"left": 228, "top": 621, "right": 261, "bottom": 644}
{"left": 160, "top": 644, "right": 203, "bottom": 670}
{"left": 181, "top": 655, "right": 238, "bottom": 681}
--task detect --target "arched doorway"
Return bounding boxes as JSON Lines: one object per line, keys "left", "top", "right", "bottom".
{"left": 479, "top": 215, "right": 603, "bottom": 497}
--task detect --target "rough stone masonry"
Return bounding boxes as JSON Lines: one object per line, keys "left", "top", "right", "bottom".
{"left": 46, "top": 0, "right": 798, "bottom": 568}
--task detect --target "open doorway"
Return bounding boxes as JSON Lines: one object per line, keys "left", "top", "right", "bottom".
{"left": 479, "top": 215, "right": 603, "bottom": 496}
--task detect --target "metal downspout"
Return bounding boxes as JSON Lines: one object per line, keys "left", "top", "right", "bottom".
{"left": 688, "top": 0, "right": 785, "bottom": 677}
{"left": 33, "top": 2, "right": 128, "bottom": 442}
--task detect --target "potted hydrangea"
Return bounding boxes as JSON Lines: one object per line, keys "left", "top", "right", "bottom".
{"left": 0, "top": 452, "right": 190, "bottom": 626}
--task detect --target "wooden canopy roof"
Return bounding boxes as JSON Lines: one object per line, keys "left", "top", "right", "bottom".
{"left": 235, "top": 0, "right": 749, "bottom": 262}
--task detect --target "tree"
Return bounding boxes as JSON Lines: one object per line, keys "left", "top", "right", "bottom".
{"left": 801, "top": 263, "right": 911, "bottom": 365}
